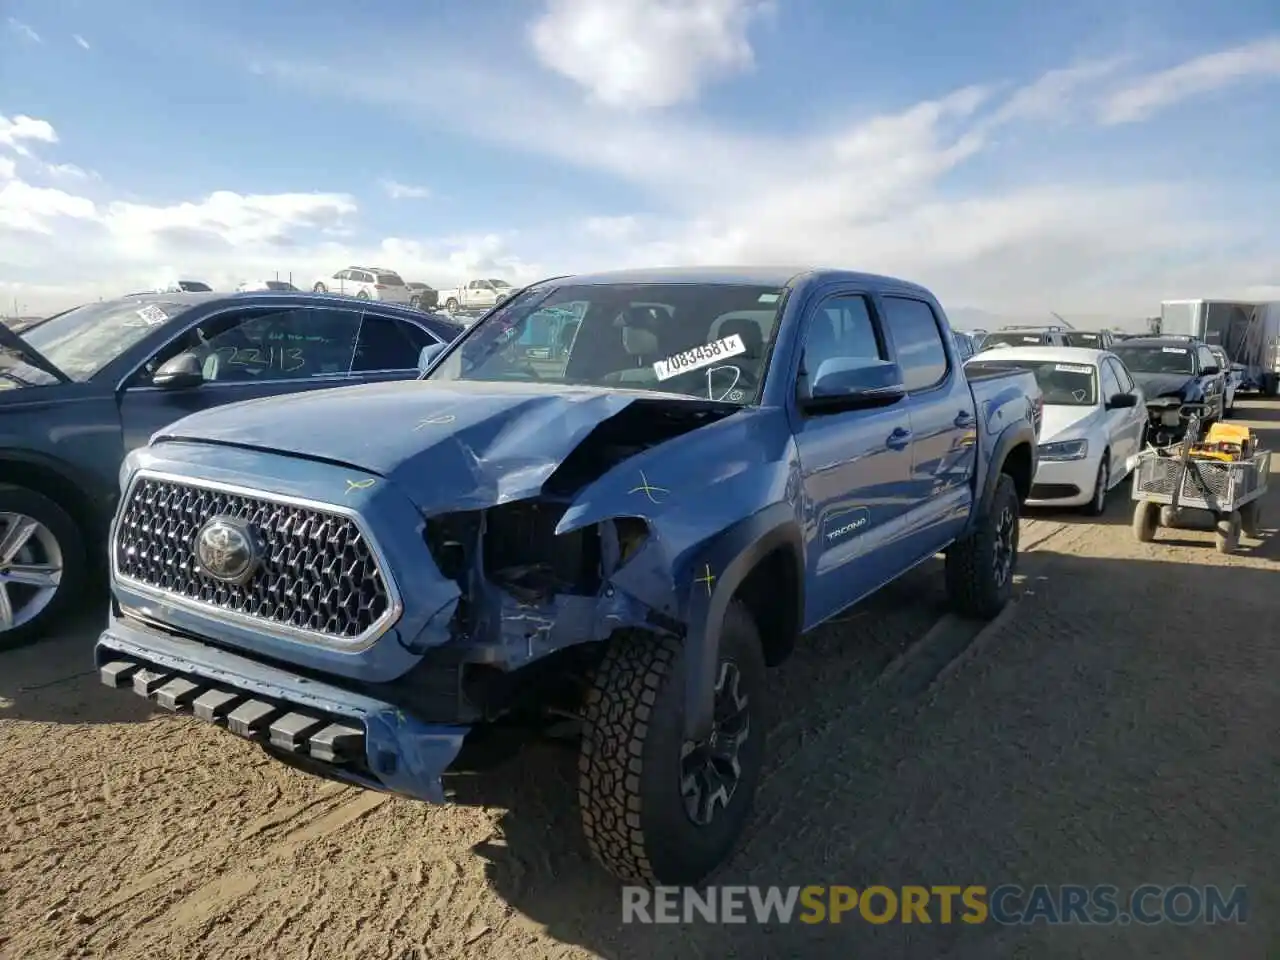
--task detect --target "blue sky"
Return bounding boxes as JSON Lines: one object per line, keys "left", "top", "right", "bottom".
{"left": 2, "top": 0, "right": 1279, "bottom": 319}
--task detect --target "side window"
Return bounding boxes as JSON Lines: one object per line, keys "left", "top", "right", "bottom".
{"left": 188, "top": 307, "right": 361, "bottom": 382}
{"left": 468, "top": 280, "right": 480, "bottom": 290}
{"left": 334, "top": 270, "right": 349, "bottom": 281}
{"left": 1099, "top": 361, "right": 1122, "bottom": 399}
{"left": 351, "top": 314, "right": 437, "bottom": 371}
{"left": 1108, "top": 358, "right": 1134, "bottom": 393}
{"left": 1197, "top": 345, "right": 1216, "bottom": 372}
{"left": 880, "top": 296, "right": 949, "bottom": 392}
{"left": 800, "top": 295, "right": 884, "bottom": 387}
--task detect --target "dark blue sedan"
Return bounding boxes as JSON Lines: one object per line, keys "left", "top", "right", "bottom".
{"left": 0, "top": 291, "right": 462, "bottom": 646}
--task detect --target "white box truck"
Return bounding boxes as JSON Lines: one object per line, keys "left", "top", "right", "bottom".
{"left": 1160, "top": 299, "right": 1280, "bottom": 396}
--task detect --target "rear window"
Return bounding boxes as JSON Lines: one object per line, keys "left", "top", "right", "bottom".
{"left": 981, "top": 332, "right": 1050, "bottom": 348}
{"left": 1063, "top": 332, "right": 1102, "bottom": 347}
{"left": 376, "top": 273, "right": 405, "bottom": 286}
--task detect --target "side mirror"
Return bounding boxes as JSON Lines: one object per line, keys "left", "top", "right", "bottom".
{"left": 1106, "top": 392, "right": 1138, "bottom": 409}
{"left": 1201, "top": 365, "right": 1220, "bottom": 376}
{"left": 417, "top": 342, "right": 445, "bottom": 375}
{"left": 151, "top": 351, "right": 204, "bottom": 390}
{"left": 800, "top": 358, "right": 906, "bottom": 412}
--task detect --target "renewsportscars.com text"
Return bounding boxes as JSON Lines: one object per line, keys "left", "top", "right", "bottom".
{"left": 622, "top": 884, "right": 1249, "bottom": 926}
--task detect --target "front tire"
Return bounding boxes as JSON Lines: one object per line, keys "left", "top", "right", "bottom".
{"left": 945, "top": 471, "right": 1019, "bottom": 619}
{"left": 0, "top": 485, "right": 86, "bottom": 650}
{"left": 578, "top": 602, "right": 766, "bottom": 886}
{"left": 1081, "top": 453, "right": 1110, "bottom": 517}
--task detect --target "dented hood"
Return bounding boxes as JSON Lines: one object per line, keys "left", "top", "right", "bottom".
{"left": 155, "top": 379, "right": 734, "bottom": 512}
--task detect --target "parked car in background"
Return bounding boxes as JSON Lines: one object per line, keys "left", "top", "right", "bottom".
{"left": 1111, "top": 336, "right": 1227, "bottom": 446}
{"left": 312, "top": 266, "right": 413, "bottom": 304}
{"left": 93, "top": 266, "right": 1042, "bottom": 887}
{"left": 1208, "top": 344, "right": 1240, "bottom": 415}
{"left": 0, "top": 292, "right": 462, "bottom": 647}
{"left": 436, "top": 277, "right": 516, "bottom": 314}
{"left": 1062, "top": 330, "right": 1116, "bottom": 349}
{"left": 952, "top": 329, "right": 977, "bottom": 361}
{"left": 977, "top": 326, "right": 1071, "bottom": 350}
{"left": 406, "top": 282, "right": 439, "bottom": 310}
{"left": 237, "top": 279, "right": 300, "bottom": 292}
{"left": 966, "top": 347, "right": 1145, "bottom": 515}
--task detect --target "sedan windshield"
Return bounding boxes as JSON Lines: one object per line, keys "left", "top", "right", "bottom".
{"left": 21, "top": 299, "right": 193, "bottom": 381}
{"left": 1063, "top": 331, "right": 1103, "bottom": 347}
{"left": 967, "top": 358, "right": 1098, "bottom": 406}
{"left": 1113, "top": 345, "right": 1194, "bottom": 375}
{"left": 426, "top": 282, "right": 786, "bottom": 404}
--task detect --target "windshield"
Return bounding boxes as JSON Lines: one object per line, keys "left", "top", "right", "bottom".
{"left": 21, "top": 299, "right": 192, "bottom": 381}
{"left": 1113, "top": 345, "right": 1194, "bottom": 375}
{"left": 967, "top": 358, "right": 1098, "bottom": 406}
{"left": 376, "top": 273, "right": 404, "bottom": 286}
{"left": 1063, "top": 331, "right": 1103, "bottom": 347}
{"left": 426, "top": 282, "right": 786, "bottom": 404}
{"left": 981, "top": 332, "right": 1053, "bottom": 348}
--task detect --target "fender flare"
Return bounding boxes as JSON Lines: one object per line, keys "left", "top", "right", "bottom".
{"left": 681, "top": 502, "right": 804, "bottom": 742}
{"left": 974, "top": 420, "right": 1035, "bottom": 523}
{"left": 0, "top": 447, "right": 110, "bottom": 529}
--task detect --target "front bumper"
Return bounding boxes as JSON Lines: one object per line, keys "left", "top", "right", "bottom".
{"left": 96, "top": 617, "right": 469, "bottom": 803}
{"left": 1025, "top": 455, "right": 1097, "bottom": 507}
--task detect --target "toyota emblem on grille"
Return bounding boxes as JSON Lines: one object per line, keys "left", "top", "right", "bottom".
{"left": 194, "top": 516, "right": 262, "bottom": 585}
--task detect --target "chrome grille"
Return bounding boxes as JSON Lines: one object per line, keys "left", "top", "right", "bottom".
{"left": 114, "top": 475, "right": 393, "bottom": 642}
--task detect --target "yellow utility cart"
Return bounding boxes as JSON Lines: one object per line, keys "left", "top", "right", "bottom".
{"left": 1128, "top": 416, "right": 1269, "bottom": 554}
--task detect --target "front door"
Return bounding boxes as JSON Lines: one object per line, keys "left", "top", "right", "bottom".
{"left": 116, "top": 304, "right": 365, "bottom": 450}
{"left": 1103, "top": 357, "right": 1146, "bottom": 467}
{"left": 792, "top": 292, "right": 914, "bottom": 628}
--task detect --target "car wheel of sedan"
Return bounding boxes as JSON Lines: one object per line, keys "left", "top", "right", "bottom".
{"left": 945, "top": 471, "right": 1019, "bottom": 619}
{"left": 1081, "top": 453, "right": 1110, "bottom": 517}
{"left": 578, "top": 601, "right": 766, "bottom": 886}
{"left": 0, "top": 485, "right": 86, "bottom": 650}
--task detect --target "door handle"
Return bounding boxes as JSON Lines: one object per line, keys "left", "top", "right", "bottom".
{"left": 954, "top": 411, "right": 976, "bottom": 428}
{"left": 886, "top": 427, "right": 912, "bottom": 450}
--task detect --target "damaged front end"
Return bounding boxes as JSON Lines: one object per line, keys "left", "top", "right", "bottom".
{"left": 1144, "top": 396, "right": 1209, "bottom": 447}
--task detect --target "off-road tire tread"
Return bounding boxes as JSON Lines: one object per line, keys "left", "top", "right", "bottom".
{"left": 945, "top": 471, "right": 1018, "bottom": 620}
{"left": 578, "top": 631, "right": 680, "bottom": 885}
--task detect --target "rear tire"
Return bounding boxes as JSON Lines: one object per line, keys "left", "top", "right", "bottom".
{"left": 0, "top": 485, "right": 86, "bottom": 650}
{"left": 1132, "top": 501, "right": 1159, "bottom": 542}
{"left": 578, "top": 602, "right": 767, "bottom": 886}
{"left": 356, "top": 290, "right": 370, "bottom": 300}
{"left": 1215, "top": 511, "right": 1241, "bottom": 554}
{"left": 945, "top": 472, "right": 1019, "bottom": 619}
{"left": 1240, "top": 500, "right": 1262, "bottom": 538}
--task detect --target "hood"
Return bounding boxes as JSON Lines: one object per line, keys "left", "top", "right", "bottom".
{"left": 1130, "top": 371, "right": 1195, "bottom": 399}
{"left": 1038, "top": 404, "right": 1100, "bottom": 443}
{"left": 154, "top": 380, "right": 738, "bottom": 513}
{"left": 0, "top": 323, "right": 70, "bottom": 384}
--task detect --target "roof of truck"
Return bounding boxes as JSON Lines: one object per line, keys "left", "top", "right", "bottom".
{"left": 546, "top": 265, "right": 932, "bottom": 294}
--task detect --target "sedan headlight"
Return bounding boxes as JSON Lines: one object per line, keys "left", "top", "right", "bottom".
{"left": 1038, "top": 439, "right": 1089, "bottom": 461}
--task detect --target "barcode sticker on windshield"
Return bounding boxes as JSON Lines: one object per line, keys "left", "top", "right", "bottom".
{"left": 653, "top": 334, "right": 746, "bottom": 381}
{"left": 1162, "top": 346, "right": 1188, "bottom": 354}
{"left": 1055, "top": 363, "right": 1093, "bottom": 374}
{"left": 135, "top": 305, "right": 168, "bottom": 326}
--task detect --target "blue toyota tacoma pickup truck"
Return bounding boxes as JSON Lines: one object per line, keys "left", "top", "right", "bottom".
{"left": 95, "top": 267, "right": 1041, "bottom": 886}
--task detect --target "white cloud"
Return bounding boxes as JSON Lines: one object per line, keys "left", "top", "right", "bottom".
{"left": 0, "top": 180, "right": 96, "bottom": 233}
{"left": 0, "top": 115, "right": 58, "bottom": 157}
{"left": 0, "top": 157, "right": 15, "bottom": 181}
{"left": 73, "top": 34, "right": 90, "bottom": 50}
{"left": 45, "top": 162, "right": 95, "bottom": 180}
{"left": 6, "top": 18, "right": 40, "bottom": 43}
{"left": 1099, "top": 36, "right": 1280, "bottom": 124}
{"left": 380, "top": 179, "right": 432, "bottom": 200}
{"left": 529, "top": 0, "right": 769, "bottom": 108}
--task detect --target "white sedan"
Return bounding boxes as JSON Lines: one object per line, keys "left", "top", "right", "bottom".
{"left": 966, "top": 346, "right": 1147, "bottom": 514}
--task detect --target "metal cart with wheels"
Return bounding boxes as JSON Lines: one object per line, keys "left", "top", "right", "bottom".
{"left": 1128, "top": 415, "right": 1270, "bottom": 553}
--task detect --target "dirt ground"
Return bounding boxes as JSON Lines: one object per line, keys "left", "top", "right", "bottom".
{"left": 3, "top": 403, "right": 1278, "bottom": 960}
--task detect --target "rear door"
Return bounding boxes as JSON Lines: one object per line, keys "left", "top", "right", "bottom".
{"left": 116, "top": 304, "right": 363, "bottom": 450}
{"left": 791, "top": 292, "right": 914, "bottom": 627}
{"left": 878, "top": 294, "right": 975, "bottom": 557}
{"left": 349, "top": 310, "right": 444, "bottom": 384}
